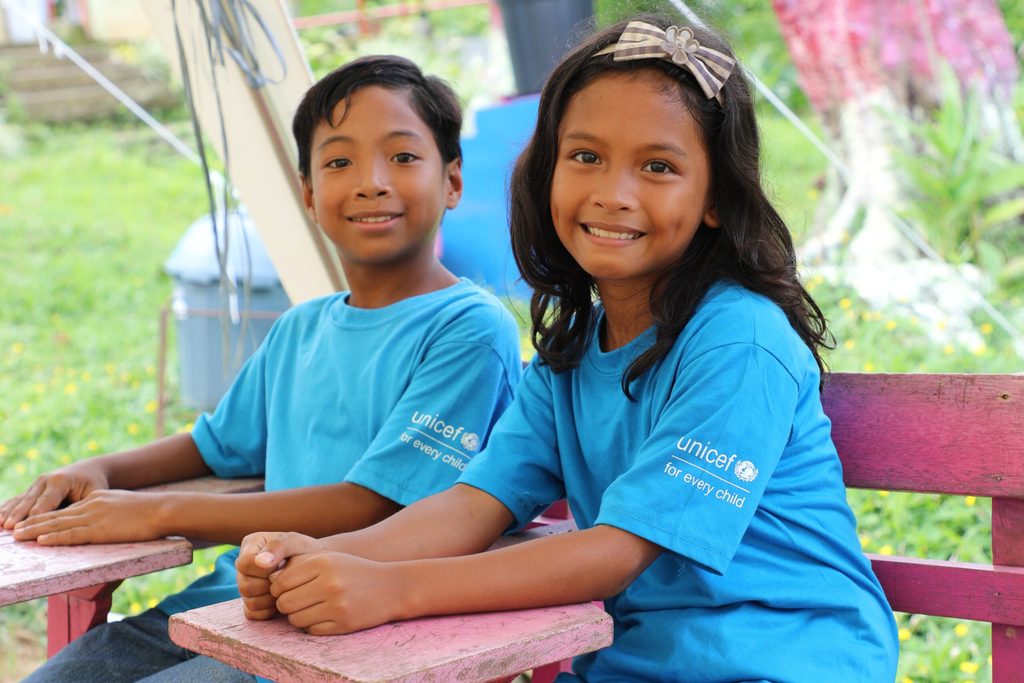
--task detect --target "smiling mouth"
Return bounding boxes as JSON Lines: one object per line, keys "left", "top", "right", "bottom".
{"left": 350, "top": 214, "right": 401, "bottom": 224}
{"left": 583, "top": 224, "right": 641, "bottom": 240}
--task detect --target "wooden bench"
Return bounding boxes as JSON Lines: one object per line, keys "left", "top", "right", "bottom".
{"left": 168, "top": 372, "right": 1024, "bottom": 682}
{"left": 821, "top": 372, "right": 1024, "bottom": 681}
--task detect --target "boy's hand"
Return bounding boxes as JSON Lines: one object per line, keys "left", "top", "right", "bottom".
{"left": 10, "top": 490, "right": 162, "bottom": 544}
{"left": 0, "top": 465, "right": 109, "bottom": 531}
{"left": 269, "top": 552, "right": 406, "bottom": 635}
{"left": 236, "top": 531, "right": 325, "bottom": 620}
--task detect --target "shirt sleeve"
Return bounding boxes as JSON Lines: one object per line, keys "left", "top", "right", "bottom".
{"left": 596, "top": 342, "right": 798, "bottom": 574}
{"left": 190, "top": 332, "right": 273, "bottom": 479}
{"left": 458, "top": 361, "right": 566, "bottom": 529}
{"left": 344, "top": 339, "right": 519, "bottom": 507}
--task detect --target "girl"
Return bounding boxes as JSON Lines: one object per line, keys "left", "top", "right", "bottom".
{"left": 237, "top": 16, "right": 899, "bottom": 681}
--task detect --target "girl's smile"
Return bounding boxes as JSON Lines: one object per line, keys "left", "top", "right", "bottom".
{"left": 550, "top": 71, "right": 719, "bottom": 300}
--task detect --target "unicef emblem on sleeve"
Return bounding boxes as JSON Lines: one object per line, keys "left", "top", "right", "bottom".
{"left": 461, "top": 432, "right": 480, "bottom": 452}
{"left": 734, "top": 460, "right": 759, "bottom": 483}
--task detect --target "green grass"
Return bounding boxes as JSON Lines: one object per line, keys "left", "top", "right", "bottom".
{"left": 1, "top": 105, "right": 1018, "bottom": 682}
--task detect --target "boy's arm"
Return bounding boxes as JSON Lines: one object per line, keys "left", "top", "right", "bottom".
{"left": 0, "top": 433, "right": 211, "bottom": 530}
{"left": 12, "top": 480, "right": 401, "bottom": 546}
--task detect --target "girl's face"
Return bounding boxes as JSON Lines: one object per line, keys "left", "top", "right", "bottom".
{"left": 550, "top": 71, "right": 719, "bottom": 299}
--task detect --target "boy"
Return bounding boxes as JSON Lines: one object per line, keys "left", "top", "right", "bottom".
{"left": 2, "top": 55, "right": 523, "bottom": 682}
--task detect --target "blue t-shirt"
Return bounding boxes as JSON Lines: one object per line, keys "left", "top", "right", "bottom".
{"left": 459, "top": 282, "right": 898, "bottom": 682}
{"left": 159, "top": 278, "right": 522, "bottom": 615}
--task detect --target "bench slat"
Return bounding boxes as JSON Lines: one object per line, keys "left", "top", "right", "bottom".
{"left": 169, "top": 598, "right": 612, "bottom": 683}
{"left": 869, "top": 554, "right": 1024, "bottom": 625}
{"left": 823, "top": 374, "right": 1024, "bottom": 497}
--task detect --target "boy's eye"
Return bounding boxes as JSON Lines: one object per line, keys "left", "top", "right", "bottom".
{"left": 643, "top": 160, "right": 673, "bottom": 174}
{"left": 571, "top": 151, "right": 599, "bottom": 164}
{"left": 325, "top": 158, "right": 350, "bottom": 169}
{"left": 392, "top": 152, "right": 418, "bottom": 164}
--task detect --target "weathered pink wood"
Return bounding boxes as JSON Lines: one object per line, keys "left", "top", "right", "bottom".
{"left": 822, "top": 374, "right": 1024, "bottom": 496}
{"left": 991, "top": 497, "right": 1024, "bottom": 680}
{"left": 868, "top": 553, "right": 1024, "bottom": 623}
{"left": 47, "top": 582, "right": 119, "bottom": 657}
{"left": 169, "top": 598, "right": 612, "bottom": 683}
{"left": 137, "top": 476, "right": 264, "bottom": 494}
{"left": 0, "top": 530, "right": 192, "bottom": 607}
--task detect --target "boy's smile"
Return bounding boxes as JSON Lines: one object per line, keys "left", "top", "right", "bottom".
{"left": 302, "top": 85, "right": 462, "bottom": 279}
{"left": 550, "top": 71, "right": 719, "bottom": 301}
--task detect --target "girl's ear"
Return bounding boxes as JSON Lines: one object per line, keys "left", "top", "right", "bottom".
{"left": 703, "top": 203, "right": 721, "bottom": 228}
{"left": 301, "top": 177, "right": 318, "bottom": 224}
{"left": 445, "top": 158, "right": 464, "bottom": 210}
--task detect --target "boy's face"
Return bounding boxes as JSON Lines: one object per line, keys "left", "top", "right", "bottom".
{"left": 301, "top": 86, "right": 462, "bottom": 270}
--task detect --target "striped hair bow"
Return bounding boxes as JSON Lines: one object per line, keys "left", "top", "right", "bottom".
{"left": 593, "top": 21, "right": 735, "bottom": 104}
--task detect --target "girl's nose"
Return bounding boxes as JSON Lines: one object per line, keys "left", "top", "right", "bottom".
{"left": 590, "top": 170, "right": 637, "bottom": 212}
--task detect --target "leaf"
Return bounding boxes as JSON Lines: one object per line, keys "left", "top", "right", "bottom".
{"left": 975, "top": 240, "right": 1005, "bottom": 274}
{"left": 982, "top": 197, "right": 1024, "bottom": 228}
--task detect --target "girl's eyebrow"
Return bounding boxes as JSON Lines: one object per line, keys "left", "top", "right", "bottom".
{"left": 561, "top": 131, "right": 688, "bottom": 159}
{"left": 317, "top": 130, "right": 424, "bottom": 151}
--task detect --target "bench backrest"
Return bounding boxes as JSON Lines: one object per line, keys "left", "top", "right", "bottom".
{"left": 821, "top": 373, "right": 1024, "bottom": 681}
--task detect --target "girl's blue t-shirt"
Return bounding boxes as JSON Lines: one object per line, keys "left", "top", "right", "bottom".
{"left": 158, "top": 278, "right": 522, "bottom": 616}
{"left": 459, "top": 282, "right": 898, "bottom": 682}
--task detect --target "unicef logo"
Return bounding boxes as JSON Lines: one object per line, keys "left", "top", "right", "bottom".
{"left": 461, "top": 432, "right": 480, "bottom": 452}
{"left": 734, "top": 460, "right": 759, "bottom": 483}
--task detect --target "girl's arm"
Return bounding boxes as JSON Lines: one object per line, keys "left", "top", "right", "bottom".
{"left": 237, "top": 485, "right": 662, "bottom": 632}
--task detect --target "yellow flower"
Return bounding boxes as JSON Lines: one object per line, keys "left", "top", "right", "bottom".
{"left": 898, "top": 628, "right": 911, "bottom": 642}
{"left": 64, "top": 382, "right": 78, "bottom": 395}
{"left": 954, "top": 623, "right": 969, "bottom": 637}
{"left": 82, "top": 371, "right": 92, "bottom": 382}
{"left": 87, "top": 440, "right": 99, "bottom": 452}
{"left": 900, "top": 678, "right": 913, "bottom": 683}
{"left": 885, "top": 320, "right": 897, "bottom": 331}
{"left": 20, "top": 402, "right": 31, "bottom": 413}
{"left": 959, "top": 661, "right": 979, "bottom": 674}
{"left": 0, "top": 444, "right": 6, "bottom": 456}
{"left": 26, "top": 448, "right": 39, "bottom": 460}
{"left": 980, "top": 323, "right": 993, "bottom": 335}
{"left": 936, "top": 319, "right": 948, "bottom": 331}
{"left": 127, "top": 423, "right": 140, "bottom": 435}
{"left": 965, "top": 496, "right": 976, "bottom": 507}
{"left": 878, "top": 490, "right": 890, "bottom": 497}
{"left": 11, "top": 342, "right": 24, "bottom": 354}
{"left": 33, "top": 383, "right": 45, "bottom": 393}
{"left": 15, "top": 463, "right": 26, "bottom": 474}
{"left": 878, "top": 545, "right": 894, "bottom": 555}
{"left": 970, "top": 344, "right": 987, "bottom": 356}
{"left": 0, "top": 203, "right": 13, "bottom": 215}
{"left": 60, "top": 454, "right": 71, "bottom": 464}
{"left": 130, "top": 601, "right": 142, "bottom": 613}
{"left": 146, "top": 365, "right": 156, "bottom": 376}
{"left": 860, "top": 311, "right": 871, "bottom": 321}
{"left": 839, "top": 298, "right": 852, "bottom": 310}
{"left": 862, "top": 361, "right": 875, "bottom": 372}
{"left": 859, "top": 534, "right": 870, "bottom": 548}
{"left": 145, "top": 400, "right": 159, "bottom": 414}
{"left": 105, "top": 363, "right": 116, "bottom": 375}
{"left": 147, "top": 598, "right": 158, "bottom": 608}
{"left": 943, "top": 344, "right": 955, "bottom": 355}
{"left": 843, "top": 340, "right": 855, "bottom": 350}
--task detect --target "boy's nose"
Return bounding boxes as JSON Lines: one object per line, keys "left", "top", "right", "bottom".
{"left": 355, "top": 164, "right": 391, "bottom": 198}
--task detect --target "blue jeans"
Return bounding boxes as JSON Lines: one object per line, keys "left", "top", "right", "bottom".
{"left": 22, "top": 608, "right": 256, "bottom": 683}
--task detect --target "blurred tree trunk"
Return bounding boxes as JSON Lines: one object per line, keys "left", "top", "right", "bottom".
{"left": 771, "top": 0, "right": 1020, "bottom": 264}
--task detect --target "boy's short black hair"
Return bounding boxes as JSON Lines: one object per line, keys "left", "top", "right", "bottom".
{"left": 292, "top": 55, "right": 462, "bottom": 179}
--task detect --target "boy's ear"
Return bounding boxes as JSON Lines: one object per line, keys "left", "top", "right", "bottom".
{"left": 301, "top": 176, "right": 317, "bottom": 224}
{"left": 444, "top": 159, "right": 463, "bottom": 210}
{"left": 703, "top": 203, "right": 721, "bottom": 228}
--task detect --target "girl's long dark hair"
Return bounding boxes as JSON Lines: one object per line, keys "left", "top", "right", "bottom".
{"left": 510, "top": 14, "right": 832, "bottom": 397}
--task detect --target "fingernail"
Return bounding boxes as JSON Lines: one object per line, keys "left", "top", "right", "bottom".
{"left": 255, "top": 551, "right": 275, "bottom": 566}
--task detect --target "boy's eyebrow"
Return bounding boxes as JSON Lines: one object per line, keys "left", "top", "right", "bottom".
{"left": 560, "top": 132, "right": 688, "bottom": 158}
{"left": 317, "top": 130, "right": 425, "bottom": 152}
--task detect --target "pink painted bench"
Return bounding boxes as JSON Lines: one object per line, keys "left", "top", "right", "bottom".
{"left": 0, "top": 475, "right": 263, "bottom": 656}
{"left": 822, "top": 373, "right": 1024, "bottom": 682}
{"left": 169, "top": 519, "right": 606, "bottom": 683}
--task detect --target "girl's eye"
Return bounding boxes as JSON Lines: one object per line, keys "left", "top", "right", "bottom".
{"left": 571, "top": 151, "right": 599, "bottom": 164}
{"left": 393, "top": 152, "right": 418, "bottom": 163}
{"left": 325, "top": 158, "right": 350, "bottom": 169}
{"left": 643, "top": 160, "right": 673, "bottom": 174}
